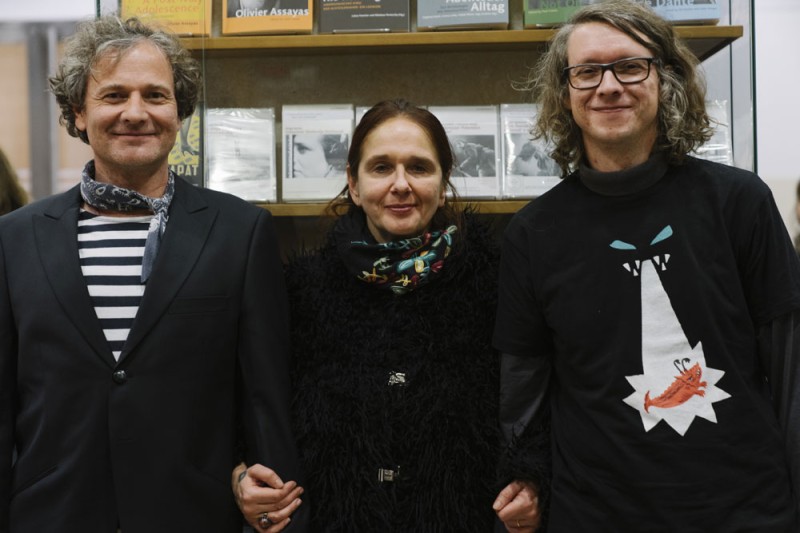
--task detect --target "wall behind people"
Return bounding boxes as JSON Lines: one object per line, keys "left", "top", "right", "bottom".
{"left": 756, "top": 0, "right": 800, "bottom": 236}
{"left": 0, "top": 36, "right": 94, "bottom": 200}
{"left": 1, "top": 0, "right": 94, "bottom": 200}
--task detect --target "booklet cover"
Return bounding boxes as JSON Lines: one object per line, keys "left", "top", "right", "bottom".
{"left": 206, "top": 108, "right": 277, "bottom": 202}
{"left": 281, "top": 104, "right": 353, "bottom": 202}
{"left": 524, "top": 0, "right": 719, "bottom": 28}
{"left": 121, "top": 0, "right": 211, "bottom": 35}
{"left": 499, "top": 104, "right": 560, "bottom": 199}
{"left": 168, "top": 103, "right": 204, "bottom": 187}
{"left": 417, "top": 0, "right": 509, "bottom": 31}
{"left": 318, "top": 0, "right": 410, "bottom": 33}
{"left": 222, "top": 0, "right": 313, "bottom": 35}
{"left": 692, "top": 100, "right": 732, "bottom": 166}
{"left": 428, "top": 105, "right": 501, "bottom": 199}
{"left": 355, "top": 105, "right": 371, "bottom": 126}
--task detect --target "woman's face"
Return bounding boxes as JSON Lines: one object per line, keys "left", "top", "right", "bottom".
{"left": 348, "top": 117, "right": 446, "bottom": 243}
{"left": 292, "top": 134, "right": 331, "bottom": 178}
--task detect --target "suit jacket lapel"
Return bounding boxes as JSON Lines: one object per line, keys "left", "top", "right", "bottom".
{"left": 34, "top": 185, "right": 117, "bottom": 368}
{"left": 118, "top": 179, "right": 217, "bottom": 365}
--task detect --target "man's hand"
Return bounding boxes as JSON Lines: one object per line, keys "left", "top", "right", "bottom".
{"left": 232, "top": 463, "right": 304, "bottom": 532}
{"left": 493, "top": 480, "right": 541, "bottom": 532}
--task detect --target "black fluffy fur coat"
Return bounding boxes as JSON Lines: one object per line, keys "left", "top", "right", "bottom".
{"left": 286, "top": 213, "right": 502, "bottom": 532}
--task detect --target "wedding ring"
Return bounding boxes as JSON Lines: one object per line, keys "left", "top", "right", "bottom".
{"left": 259, "top": 513, "right": 272, "bottom": 529}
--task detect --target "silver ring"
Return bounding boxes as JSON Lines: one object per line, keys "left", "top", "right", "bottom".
{"left": 259, "top": 513, "right": 273, "bottom": 529}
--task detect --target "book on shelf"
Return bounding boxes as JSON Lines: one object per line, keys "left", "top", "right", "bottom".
{"left": 692, "top": 100, "right": 733, "bottom": 166}
{"left": 499, "top": 104, "right": 560, "bottom": 199}
{"left": 318, "top": 0, "right": 410, "bottom": 34}
{"left": 428, "top": 105, "right": 501, "bottom": 199}
{"left": 281, "top": 104, "right": 353, "bottom": 202}
{"left": 120, "top": 0, "right": 211, "bottom": 36}
{"left": 168, "top": 103, "right": 204, "bottom": 187}
{"left": 638, "top": 0, "right": 720, "bottom": 24}
{"left": 524, "top": 0, "right": 720, "bottom": 28}
{"left": 417, "top": 0, "right": 509, "bottom": 31}
{"left": 222, "top": 0, "right": 313, "bottom": 35}
{"left": 206, "top": 108, "right": 277, "bottom": 202}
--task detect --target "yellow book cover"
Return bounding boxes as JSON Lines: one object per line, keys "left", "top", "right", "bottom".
{"left": 168, "top": 103, "right": 204, "bottom": 187}
{"left": 222, "top": 0, "right": 312, "bottom": 35}
{"left": 120, "top": 0, "right": 211, "bottom": 36}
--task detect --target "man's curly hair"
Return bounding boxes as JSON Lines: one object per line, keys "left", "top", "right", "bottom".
{"left": 49, "top": 15, "right": 201, "bottom": 144}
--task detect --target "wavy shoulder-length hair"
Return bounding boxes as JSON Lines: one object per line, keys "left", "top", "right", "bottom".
{"left": 49, "top": 15, "right": 201, "bottom": 144}
{"left": 526, "top": 0, "right": 713, "bottom": 175}
{"left": 328, "top": 99, "right": 464, "bottom": 235}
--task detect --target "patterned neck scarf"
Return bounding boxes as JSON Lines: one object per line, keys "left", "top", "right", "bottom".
{"left": 80, "top": 160, "right": 175, "bottom": 283}
{"left": 335, "top": 209, "right": 457, "bottom": 295}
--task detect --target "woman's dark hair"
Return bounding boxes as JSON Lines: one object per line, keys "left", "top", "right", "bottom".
{"left": 328, "top": 99, "right": 463, "bottom": 234}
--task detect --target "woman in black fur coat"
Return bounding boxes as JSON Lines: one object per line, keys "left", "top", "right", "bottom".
{"left": 234, "top": 100, "right": 543, "bottom": 532}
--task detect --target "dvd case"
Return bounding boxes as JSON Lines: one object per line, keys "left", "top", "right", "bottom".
{"left": 524, "top": 0, "right": 720, "bottom": 27}
{"left": 417, "top": 0, "right": 509, "bottom": 31}
{"left": 120, "top": 0, "right": 211, "bottom": 35}
{"left": 206, "top": 108, "right": 277, "bottom": 202}
{"left": 693, "top": 100, "right": 733, "bottom": 166}
{"left": 499, "top": 103, "right": 560, "bottom": 199}
{"left": 222, "top": 0, "right": 312, "bottom": 35}
{"left": 318, "top": 0, "right": 409, "bottom": 33}
{"left": 168, "top": 103, "right": 204, "bottom": 187}
{"left": 428, "top": 105, "right": 501, "bottom": 199}
{"left": 281, "top": 104, "right": 354, "bottom": 202}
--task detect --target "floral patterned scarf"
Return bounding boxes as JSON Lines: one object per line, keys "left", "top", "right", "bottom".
{"left": 334, "top": 209, "right": 457, "bottom": 295}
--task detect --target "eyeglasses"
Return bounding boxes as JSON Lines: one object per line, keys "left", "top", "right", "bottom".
{"left": 563, "top": 57, "right": 659, "bottom": 90}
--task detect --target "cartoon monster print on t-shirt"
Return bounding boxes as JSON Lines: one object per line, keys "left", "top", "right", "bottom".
{"left": 620, "top": 225, "right": 731, "bottom": 435}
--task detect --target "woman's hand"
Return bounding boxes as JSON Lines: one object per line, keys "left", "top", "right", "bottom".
{"left": 492, "top": 480, "right": 541, "bottom": 532}
{"left": 232, "top": 462, "right": 304, "bottom": 532}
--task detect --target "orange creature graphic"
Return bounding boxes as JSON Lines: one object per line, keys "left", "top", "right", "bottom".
{"left": 644, "top": 358, "right": 707, "bottom": 413}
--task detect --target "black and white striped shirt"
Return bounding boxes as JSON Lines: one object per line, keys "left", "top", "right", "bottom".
{"left": 77, "top": 210, "right": 152, "bottom": 361}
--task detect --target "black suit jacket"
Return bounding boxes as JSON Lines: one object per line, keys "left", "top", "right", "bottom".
{"left": 0, "top": 178, "right": 307, "bottom": 532}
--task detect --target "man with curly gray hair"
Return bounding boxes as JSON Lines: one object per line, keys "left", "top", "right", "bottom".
{"left": 0, "top": 15, "right": 306, "bottom": 533}
{"left": 492, "top": 1, "right": 800, "bottom": 531}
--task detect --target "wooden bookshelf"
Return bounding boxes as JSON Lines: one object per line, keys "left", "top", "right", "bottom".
{"left": 192, "top": 25, "right": 743, "bottom": 216}
{"left": 183, "top": 25, "right": 743, "bottom": 61}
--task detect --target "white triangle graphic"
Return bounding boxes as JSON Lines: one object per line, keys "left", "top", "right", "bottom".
{"left": 622, "top": 256, "right": 730, "bottom": 435}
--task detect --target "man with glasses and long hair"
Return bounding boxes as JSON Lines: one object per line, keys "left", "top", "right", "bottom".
{"left": 491, "top": 1, "right": 800, "bottom": 531}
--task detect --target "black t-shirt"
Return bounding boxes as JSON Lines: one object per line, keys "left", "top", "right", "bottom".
{"left": 494, "top": 154, "right": 800, "bottom": 532}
